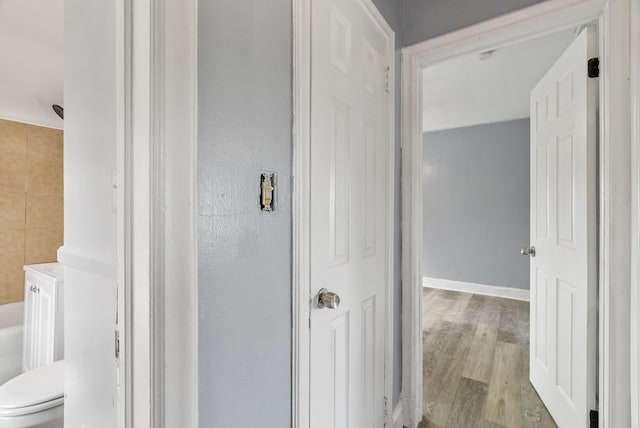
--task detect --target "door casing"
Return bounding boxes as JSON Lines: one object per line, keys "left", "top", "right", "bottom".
{"left": 631, "top": 0, "right": 640, "bottom": 426}
{"left": 292, "top": 0, "right": 396, "bottom": 427}
{"left": 114, "top": 0, "right": 198, "bottom": 426}
{"left": 400, "top": 0, "right": 636, "bottom": 427}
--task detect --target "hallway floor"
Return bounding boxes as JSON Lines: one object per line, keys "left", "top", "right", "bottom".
{"left": 418, "top": 288, "right": 557, "bottom": 428}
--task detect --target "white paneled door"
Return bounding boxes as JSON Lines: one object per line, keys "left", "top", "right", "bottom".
{"left": 309, "top": 0, "right": 391, "bottom": 427}
{"left": 529, "top": 28, "right": 597, "bottom": 427}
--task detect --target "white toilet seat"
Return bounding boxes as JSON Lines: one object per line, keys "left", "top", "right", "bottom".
{"left": 0, "top": 397, "right": 63, "bottom": 418}
{"left": 0, "top": 360, "right": 64, "bottom": 427}
{"left": 0, "top": 404, "right": 63, "bottom": 428}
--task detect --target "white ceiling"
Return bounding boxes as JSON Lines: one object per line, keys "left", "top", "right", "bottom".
{"left": 422, "top": 29, "right": 577, "bottom": 133}
{"left": 0, "top": 0, "right": 64, "bottom": 129}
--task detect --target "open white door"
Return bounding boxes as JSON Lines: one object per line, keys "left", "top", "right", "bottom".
{"left": 308, "top": 0, "right": 392, "bottom": 427}
{"left": 529, "top": 27, "right": 598, "bottom": 427}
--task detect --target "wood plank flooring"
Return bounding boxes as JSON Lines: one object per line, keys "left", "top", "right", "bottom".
{"left": 418, "top": 288, "right": 557, "bottom": 428}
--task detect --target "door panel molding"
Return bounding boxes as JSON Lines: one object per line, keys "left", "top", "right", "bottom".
{"left": 292, "top": 1, "right": 395, "bottom": 427}
{"left": 401, "top": 0, "right": 634, "bottom": 426}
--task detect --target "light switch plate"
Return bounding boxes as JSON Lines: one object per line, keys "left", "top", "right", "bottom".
{"left": 260, "top": 172, "right": 276, "bottom": 212}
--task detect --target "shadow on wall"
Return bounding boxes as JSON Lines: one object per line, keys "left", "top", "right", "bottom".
{"left": 402, "top": 0, "right": 547, "bottom": 46}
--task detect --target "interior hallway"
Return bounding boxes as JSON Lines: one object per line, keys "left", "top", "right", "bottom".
{"left": 418, "top": 288, "right": 557, "bottom": 428}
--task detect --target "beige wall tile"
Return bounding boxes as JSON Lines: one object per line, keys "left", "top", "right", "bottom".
{"left": 27, "top": 158, "right": 63, "bottom": 195}
{"left": 0, "top": 265, "right": 25, "bottom": 304}
{"left": 27, "top": 126, "right": 63, "bottom": 162}
{"left": 25, "top": 227, "right": 62, "bottom": 265}
{"left": 0, "top": 230, "right": 25, "bottom": 266}
{"left": 0, "top": 192, "right": 26, "bottom": 230}
{"left": 0, "top": 119, "right": 27, "bottom": 157}
{"left": 0, "top": 121, "right": 64, "bottom": 305}
{"left": 0, "top": 155, "right": 27, "bottom": 193}
{"left": 26, "top": 194, "right": 63, "bottom": 229}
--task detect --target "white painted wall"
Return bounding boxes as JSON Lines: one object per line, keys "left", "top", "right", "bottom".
{"left": 422, "top": 28, "right": 575, "bottom": 132}
{"left": 60, "top": 0, "right": 118, "bottom": 425}
{"left": 0, "top": 0, "right": 63, "bottom": 129}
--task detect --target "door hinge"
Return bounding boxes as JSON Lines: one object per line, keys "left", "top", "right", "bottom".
{"left": 588, "top": 57, "right": 600, "bottom": 78}
{"left": 114, "top": 329, "right": 120, "bottom": 359}
{"left": 590, "top": 409, "right": 598, "bottom": 428}
{"left": 384, "top": 66, "right": 391, "bottom": 94}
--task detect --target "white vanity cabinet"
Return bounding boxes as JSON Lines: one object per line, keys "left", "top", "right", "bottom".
{"left": 22, "top": 263, "right": 64, "bottom": 372}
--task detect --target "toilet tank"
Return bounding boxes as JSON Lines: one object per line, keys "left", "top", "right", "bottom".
{"left": 22, "top": 263, "right": 64, "bottom": 372}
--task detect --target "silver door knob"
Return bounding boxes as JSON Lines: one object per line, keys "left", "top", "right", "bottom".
{"left": 317, "top": 288, "right": 340, "bottom": 309}
{"left": 521, "top": 246, "right": 536, "bottom": 257}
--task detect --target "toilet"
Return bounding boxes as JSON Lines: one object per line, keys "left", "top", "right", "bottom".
{"left": 0, "top": 263, "right": 65, "bottom": 428}
{"left": 0, "top": 360, "right": 64, "bottom": 428}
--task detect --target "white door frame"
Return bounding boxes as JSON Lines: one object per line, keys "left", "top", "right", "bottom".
{"left": 115, "top": 0, "right": 198, "bottom": 426}
{"left": 292, "top": 0, "right": 396, "bottom": 426}
{"left": 400, "top": 0, "right": 636, "bottom": 427}
{"left": 630, "top": 0, "right": 640, "bottom": 425}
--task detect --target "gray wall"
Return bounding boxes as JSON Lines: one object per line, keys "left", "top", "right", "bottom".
{"left": 197, "top": 1, "right": 292, "bottom": 426}
{"left": 403, "top": 0, "right": 546, "bottom": 46}
{"left": 422, "top": 119, "right": 530, "bottom": 290}
{"left": 372, "top": 0, "right": 404, "bottom": 407}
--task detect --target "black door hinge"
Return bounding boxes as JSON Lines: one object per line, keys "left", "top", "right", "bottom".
{"left": 115, "top": 330, "right": 120, "bottom": 359}
{"left": 590, "top": 409, "right": 598, "bottom": 428}
{"left": 588, "top": 58, "right": 600, "bottom": 78}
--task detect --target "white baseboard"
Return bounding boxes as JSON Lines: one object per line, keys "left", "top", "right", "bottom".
{"left": 391, "top": 400, "right": 404, "bottom": 428}
{"left": 422, "top": 277, "right": 530, "bottom": 301}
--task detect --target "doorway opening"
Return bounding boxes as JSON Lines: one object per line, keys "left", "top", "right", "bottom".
{"left": 398, "top": 0, "right": 637, "bottom": 425}
{"left": 418, "top": 26, "right": 596, "bottom": 427}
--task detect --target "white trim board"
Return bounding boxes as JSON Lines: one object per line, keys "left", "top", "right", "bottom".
{"left": 114, "top": 0, "right": 198, "bottom": 425}
{"left": 401, "top": 0, "right": 634, "bottom": 427}
{"left": 422, "top": 277, "right": 530, "bottom": 301}
{"left": 630, "top": 0, "right": 640, "bottom": 425}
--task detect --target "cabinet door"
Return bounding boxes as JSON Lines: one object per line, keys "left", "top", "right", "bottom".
{"left": 35, "top": 280, "right": 57, "bottom": 368}
{"left": 22, "top": 279, "right": 38, "bottom": 372}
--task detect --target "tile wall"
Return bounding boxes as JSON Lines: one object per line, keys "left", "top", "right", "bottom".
{"left": 0, "top": 118, "right": 63, "bottom": 304}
